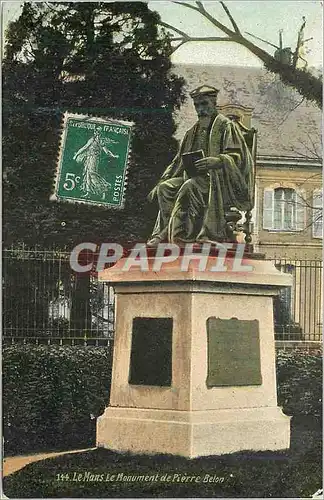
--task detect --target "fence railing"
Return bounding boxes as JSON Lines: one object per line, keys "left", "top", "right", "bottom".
{"left": 273, "top": 258, "right": 322, "bottom": 342}
{"left": 2, "top": 246, "right": 114, "bottom": 346}
{"left": 2, "top": 247, "right": 322, "bottom": 345}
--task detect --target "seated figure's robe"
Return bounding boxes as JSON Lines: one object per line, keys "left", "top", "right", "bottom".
{"left": 150, "top": 113, "right": 254, "bottom": 243}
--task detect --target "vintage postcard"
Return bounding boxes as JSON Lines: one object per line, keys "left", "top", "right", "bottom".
{"left": 2, "top": 1, "right": 322, "bottom": 499}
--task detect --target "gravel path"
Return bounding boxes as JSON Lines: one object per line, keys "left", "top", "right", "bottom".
{"left": 2, "top": 448, "right": 96, "bottom": 477}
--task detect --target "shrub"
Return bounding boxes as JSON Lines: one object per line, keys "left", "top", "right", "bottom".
{"left": 2, "top": 345, "right": 113, "bottom": 455}
{"left": 276, "top": 350, "right": 322, "bottom": 421}
{"left": 2, "top": 345, "right": 322, "bottom": 456}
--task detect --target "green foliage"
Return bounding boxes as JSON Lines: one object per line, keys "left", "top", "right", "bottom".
{"left": 3, "top": 345, "right": 112, "bottom": 455}
{"left": 3, "top": 2, "right": 185, "bottom": 335}
{"left": 3, "top": 2, "right": 185, "bottom": 248}
{"left": 264, "top": 58, "right": 322, "bottom": 108}
{"left": 276, "top": 350, "right": 322, "bottom": 421}
{"left": 2, "top": 346, "right": 322, "bottom": 457}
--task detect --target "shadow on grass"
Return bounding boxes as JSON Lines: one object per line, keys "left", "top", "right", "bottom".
{"left": 3, "top": 417, "right": 322, "bottom": 498}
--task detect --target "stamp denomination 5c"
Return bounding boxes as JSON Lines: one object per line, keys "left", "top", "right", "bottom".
{"left": 53, "top": 112, "right": 133, "bottom": 208}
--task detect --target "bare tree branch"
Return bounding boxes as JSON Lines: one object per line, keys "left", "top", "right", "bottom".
{"left": 194, "top": 3, "right": 239, "bottom": 38}
{"left": 278, "top": 96, "right": 305, "bottom": 126}
{"left": 159, "top": 17, "right": 231, "bottom": 53}
{"left": 245, "top": 31, "right": 279, "bottom": 50}
{"left": 170, "top": 36, "right": 231, "bottom": 42}
{"left": 155, "top": 1, "right": 322, "bottom": 107}
{"left": 172, "top": 40, "right": 187, "bottom": 52}
{"left": 291, "top": 127, "right": 322, "bottom": 160}
{"left": 165, "top": 0, "right": 289, "bottom": 71}
{"left": 283, "top": 195, "right": 320, "bottom": 211}
{"left": 160, "top": 20, "right": 230, "bottom": 44}
{"left": 305, "top": 131, "right": 322, "bottom": 160}
{"left": 294, "top": 172, "right": 322, "bottom": 189}
{"left": 299, "top": 137, "right": 322, "bottom": 160}
{"left": 220, "top": 1, "right": 241, "bottom": 34}
{"left": 292, "top": 16, "right": 306, "bottom": 68}
{"left": 195, "top": 1, "right": 205, "bottom": 10}
{"left": 173, "top": 1, "right": 240, "bottom": 40}
{"left": 173, "top": 1, "right": 202, "bottom": 13}
{"left": 159, "top": 20, "right": 190, "bottom": 40}
{"left": 168, "top": 0, "right": 286, "bottom": 70}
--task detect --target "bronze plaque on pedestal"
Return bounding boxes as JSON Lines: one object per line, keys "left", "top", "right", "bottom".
{"left": 129, "top": 317, "right": 173, "bottom": 386}
{"left": 206, "top": 317, "right": 262, "bottom": 387}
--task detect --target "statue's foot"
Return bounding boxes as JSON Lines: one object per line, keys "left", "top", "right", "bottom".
{"left": 146, "top": 237, "right": 161, "bottom": 248}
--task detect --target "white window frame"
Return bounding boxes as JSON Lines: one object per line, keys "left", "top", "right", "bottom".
{"left": 312, "top": 188, "right": 323, "bottom": 239}
{"left": 263, "top": 186, "right": 305, "bottom": 232}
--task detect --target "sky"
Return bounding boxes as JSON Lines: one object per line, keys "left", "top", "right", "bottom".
{"left": 2, "top": 1, "right": 323, "bottom": 67}
{"left": 149, "top": 1, "right": 323, "bottom": 67}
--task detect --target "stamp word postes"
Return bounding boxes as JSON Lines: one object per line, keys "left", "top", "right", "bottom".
{"left": 53, "top": 113, "right": 133, "bottom": 209}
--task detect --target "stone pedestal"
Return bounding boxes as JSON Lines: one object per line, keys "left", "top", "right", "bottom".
{"left": 97, "top": 255, "right": 292, "bottom": 458}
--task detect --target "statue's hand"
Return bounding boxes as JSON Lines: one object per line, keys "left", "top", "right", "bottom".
{"left": 195, "top": 156, "right": 222, "bottom": 172}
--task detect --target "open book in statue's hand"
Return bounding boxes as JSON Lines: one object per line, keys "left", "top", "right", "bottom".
{"left": 182, "top": 150, "right": 205, "bottom": 177}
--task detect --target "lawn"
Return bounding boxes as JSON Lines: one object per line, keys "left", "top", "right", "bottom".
{"left": 3, "top": 417, "right": 322, "bottom": 498}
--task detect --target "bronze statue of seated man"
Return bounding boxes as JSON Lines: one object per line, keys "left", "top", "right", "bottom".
{"left": 147, "top": 85, "right": 254, "bottom": 247}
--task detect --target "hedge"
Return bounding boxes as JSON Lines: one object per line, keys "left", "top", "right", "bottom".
{"left": 3, "top": 345, "right": 112, "bottom": 455}
{"left": 2, "top": 345, "right": 322, "bottom": 456}
{"left": 276, "top": 350, "right": 322, "bottom": 421}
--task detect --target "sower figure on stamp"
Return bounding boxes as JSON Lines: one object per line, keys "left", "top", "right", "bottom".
{"left": 147, "top": 85, "right": 255, "bottom": 246}
{"left": 73, "top": 128, "right": 119, "bottom": 200}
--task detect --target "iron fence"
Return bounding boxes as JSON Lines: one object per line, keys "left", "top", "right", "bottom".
{"left": 2, "top": 246, "right": 114, "bottom": 346}
{"left": 2, "top": 246, "right": 323, "bottom": 345}
{"left": 274, "top": 258, "right": 322, "bottom": 342}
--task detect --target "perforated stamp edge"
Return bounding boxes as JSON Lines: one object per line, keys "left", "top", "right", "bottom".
{"left": 51, "top": 111, "right": 134, "bottom": 210}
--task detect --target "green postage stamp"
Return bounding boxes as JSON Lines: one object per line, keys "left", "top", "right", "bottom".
{"left": 53, "top": 113, "right": 133, "bottom": 208}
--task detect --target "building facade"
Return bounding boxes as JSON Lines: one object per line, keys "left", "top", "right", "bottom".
{"left": 174, "top": 64, "right": 322, "bottom": 343}
{"left": 255, "top": 156, "right": 322, "bottom": 260}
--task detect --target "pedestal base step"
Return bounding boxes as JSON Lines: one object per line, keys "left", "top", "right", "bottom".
{"left": 97, "top": 406, "right": 291, "bottom": 458}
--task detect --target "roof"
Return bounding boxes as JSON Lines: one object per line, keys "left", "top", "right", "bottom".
{"left": 173, "top": 64, "right": 322, "bottom": 160}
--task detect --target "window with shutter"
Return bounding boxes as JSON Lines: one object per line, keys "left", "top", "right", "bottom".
{"left": 263, "top": 188, "right": 274, "bottom": 229}
{"left": 312, "top": 189, "right": 323, "bottom": 239}
{"left": 263, "top": 187, "right": 304, "bottom": 231}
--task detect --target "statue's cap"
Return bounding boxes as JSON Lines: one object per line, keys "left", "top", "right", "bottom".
{"left": 190, "top": 85, "right": 219, "bottom": 99}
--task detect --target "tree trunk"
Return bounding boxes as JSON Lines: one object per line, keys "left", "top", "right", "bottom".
{"left": 70, "top": 273, "right": 92, "bottom": 337}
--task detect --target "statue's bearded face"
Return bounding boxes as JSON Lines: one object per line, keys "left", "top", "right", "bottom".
{"left": 193, "top": 95, "right": 216, "bottom": 118}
